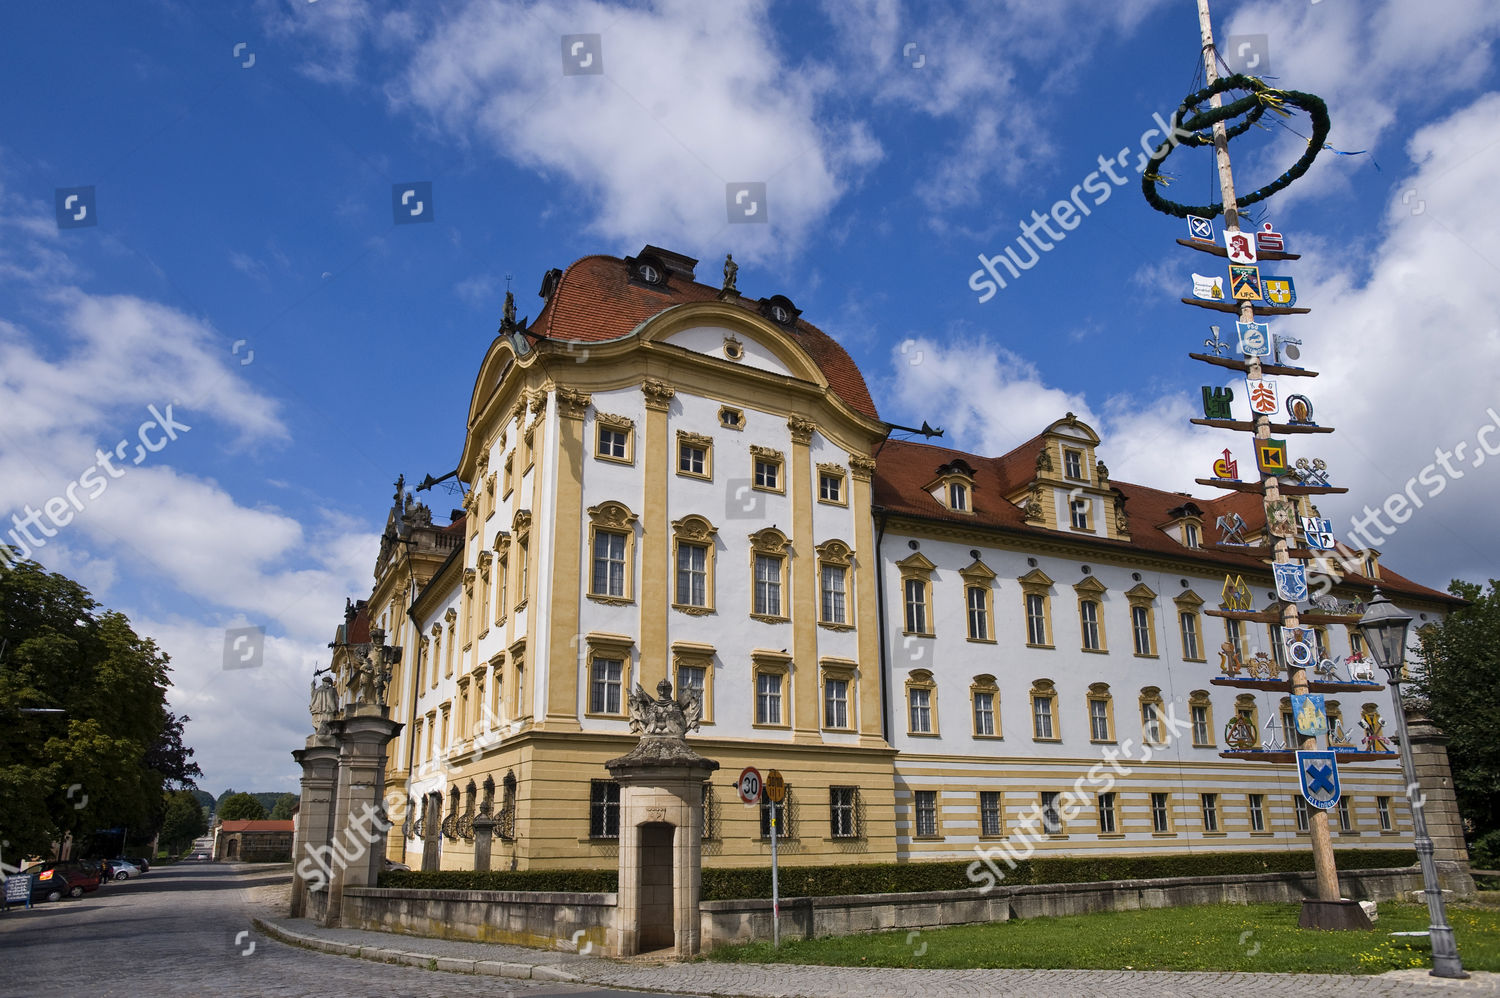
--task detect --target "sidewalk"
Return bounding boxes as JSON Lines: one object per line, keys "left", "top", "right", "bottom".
{"left": 252, "top": 914, "right": 1500, "bottom": 998}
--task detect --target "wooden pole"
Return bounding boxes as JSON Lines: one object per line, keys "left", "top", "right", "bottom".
{"left": 1195, "top": 0, "right": 1340, "bottom": 904}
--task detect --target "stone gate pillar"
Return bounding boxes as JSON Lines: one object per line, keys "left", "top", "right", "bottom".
{"left": 606, "top": 679, "right": 718, "bottom": 960}
{"left": 289, "top": 740, "right": 339, "bottom": 918}
{"left": 322, "top": 707, "right": 403, "bottom": 926}
{"left": 1404, "top": 710, "right": 1476, "bottom": 898}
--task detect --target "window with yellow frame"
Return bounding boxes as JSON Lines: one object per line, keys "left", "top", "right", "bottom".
{"left": 959, "top": 557, "right": 997, "bottom": 643}
{"left": 671, "top": 515, "right": 717, "bottom": 614}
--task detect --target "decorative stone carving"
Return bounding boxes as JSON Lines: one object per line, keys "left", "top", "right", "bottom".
{"left": 721, "top": 253, "right": 738, "bottom": 295}
{"left": 347, "top": 627, "right": 402, "bottom": 708}
{"left": 595, "top": 411, "right": 635, "bottom": 432}
{"left": 310, "top": 674, "right": 339, "bottom": 734}
{"left": 748, "top": 444, "right": 784, "bottom": 462}
{"left": 1022, "top": 483, "right": 1045, "bottom": 522}
{"left": 641, "top": 379, "right": 676, "bottom": 411}
{"left": 849, "top": 455, "right": 877, "bottom": 481}
{"left": 787, "top": 415, "right": 816, "bottom": 444}
{"left": 1036, "top": 448, "right": 1053, "bottom": 473}
{"left": 1096, "top": 461, "right": 1109, "bottom": 485}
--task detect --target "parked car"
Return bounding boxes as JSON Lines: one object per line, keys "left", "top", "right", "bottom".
{"left": 125, "top": 856, "right": 151, "bottom": 873}
{"left": 21, "top": 862, "right": 101, "bottom": 900}
{"left": 103, "top": 859, "right": 141, "bottom": 881}
{"left": 382, "top": 858, "right": 410, "bottom": 872}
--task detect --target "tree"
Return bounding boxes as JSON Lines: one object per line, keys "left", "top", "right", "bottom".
{"left": 1411, "top": 579, "right": 1500, "bottom": 842}
{"left": 269, "top": 793, "right": 298, "bottom": 821}
{"left": 0, "top": 557, "right": 184, "bottom": 859}
{"left": 159, "top": 789, "right": 208, "bottom": 855}
{"left": 217, "top": 792, "right": 268, "bottom": 822}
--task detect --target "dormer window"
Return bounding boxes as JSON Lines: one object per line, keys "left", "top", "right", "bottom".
{"left": 1364, "top": 554, "right": 1379, "bottom": 579}
{"left": 1070, "top": 498, "right": 1090, "bottom": 530}
{"left": 1183, "top": 522, "right": 1201, "bottom": 549}
{"left": 950, "top": 483, "right": 969, "bottom": 511}
{"left": 928, "top": 459, "right": 977, "bottom": 515}
{"left": 1063, "top": 449, "right": 1084, "bottom": 480}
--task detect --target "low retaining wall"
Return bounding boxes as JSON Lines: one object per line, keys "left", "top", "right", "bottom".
{"left": 338, "top": 886, "right": 616, "bottom": 955}
{"left": 699, "top": 866, "right": 1424, "bottom": 950}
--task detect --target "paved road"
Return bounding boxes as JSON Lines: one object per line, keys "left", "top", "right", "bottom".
{"left": 0, "top": 860, "right": 681, "bottom": 998}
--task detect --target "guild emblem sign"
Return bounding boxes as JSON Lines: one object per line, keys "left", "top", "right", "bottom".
{"left": 1224, "top": 715, "right": 1256, "bottom": 750}
{"left": 1255, "top": 222, "right": 1285, "bottom": 254}
{"left": 1298, "top": 750, "right": 1340, "bottom": 809}
{"left": 1302, "top": 516, "right": 1335, "bottom": 550}
{"left": 1246, "top": 378, "right": 1279, "bottom": 415}
{"left": 1257, "top": 438, "right": 1289, "bottom": 475}
{"left": 1293, "top": 457, "right": 1330, "bottom": 487}
{"left": 1266, "top": 498, "right": 1296, "bottom": 538}
{"left": 1292, "top": 693, "right": 1328, "bottom": 737}
{"left": 1216, "top": 511, "right": 1249, "bottom": 544}
{"left": 1212, "top": 450, "right": 1240, "bottom": 482}
{"left": 1221, "top": 574, "right": 1253, "bottom": 611}
{"left": 1201, "top": 386, "right": 1234, "bottom": 420}
{"left": 1263, "top": 275, "right": 1297, "bottom": 307}
{"left": 1224, "top": 229, "right": 1258, "bottom": 264}
{"left": 1273, "top": 333, "right": 1303, "bottom": 367}
{"left": 1273, "top": 562, "right": 1309, "bottom": 603}
{"left": 1286, "top": 394, "right": 1315, "bottom": 424}
{"left": 1229, "top": 265, "right": 1263, "bottom": 301}
{"left": 1283, "top": 626, "right": 1317, "bottom": 667}
{"left": 1237, "top": 320, "right": 1269, "bottom": 357}
{"left": 1193, "top": 273, "right": 1225, "bottom": 301}
{"left": 1188, "top": 215, "right": 1214, "bottom": 242}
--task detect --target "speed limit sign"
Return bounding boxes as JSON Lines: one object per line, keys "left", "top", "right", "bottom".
{"left": 737, "top": 767, "right": 763, "bottom": 804}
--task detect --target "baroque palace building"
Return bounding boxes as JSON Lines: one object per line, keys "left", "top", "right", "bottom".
{"left": 346, "top": 245, "right": 1459, "bottom": 873}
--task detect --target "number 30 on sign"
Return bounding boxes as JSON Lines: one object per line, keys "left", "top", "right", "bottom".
{"left": 737, "top": 767, "right": 762, "bottom": 804}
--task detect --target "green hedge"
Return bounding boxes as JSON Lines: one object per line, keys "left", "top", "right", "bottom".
{"left": 378, "top": 849, "right": 1415, "bottom": 899}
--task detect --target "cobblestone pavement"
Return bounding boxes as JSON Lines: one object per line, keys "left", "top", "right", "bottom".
{"left": 8, "top": 861, "right": 1495, "bottom": 998}
{"left": 0, "top": 860, "right": 671, "bottom": 998}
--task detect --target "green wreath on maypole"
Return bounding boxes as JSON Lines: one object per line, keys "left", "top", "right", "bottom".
{"left": 1141, "top": 73, "right": 1331, "bottom": 219}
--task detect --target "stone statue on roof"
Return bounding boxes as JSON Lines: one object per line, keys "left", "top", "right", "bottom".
{"left": 721, "top": 253, "right": 738, "bottom": 295}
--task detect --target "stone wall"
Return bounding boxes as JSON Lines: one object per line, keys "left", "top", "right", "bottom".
{"left": 337, "top": 886, "right": 616, "bottom": 955}
{"left": 698, "top": 866, "right": 1425, "bottom": 950}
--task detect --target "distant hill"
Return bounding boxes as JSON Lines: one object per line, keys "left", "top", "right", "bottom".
{"left": 190, "top": 789, "right": 215, "bottom": 809}
{"left": 212, "top": 789, "right": 295, "bottom": 816}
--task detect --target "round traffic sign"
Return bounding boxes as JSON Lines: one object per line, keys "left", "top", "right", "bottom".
{"left": 737, "top": 767, "right": 762, "bottom": 804}
{"left": 764, "top": 769, "right": 786, "bottom": 803}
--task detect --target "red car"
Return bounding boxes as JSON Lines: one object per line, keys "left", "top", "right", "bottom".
{"left": 23, "top": 861, "right": 103, "bottom": 899}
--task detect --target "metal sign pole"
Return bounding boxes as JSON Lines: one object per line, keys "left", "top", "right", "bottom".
{"left": 771, "top": 808, "right": 780, "bottom": 948}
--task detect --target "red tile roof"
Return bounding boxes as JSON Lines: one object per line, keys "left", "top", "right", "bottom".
{"left": 219, "top": 820, "right": 293, "bottom": 833}
{"left": 872, "top": 438, "right": 1458, "bottom": 605}
{"left": 531, "top": 253, "right": 877, "bottom": 419}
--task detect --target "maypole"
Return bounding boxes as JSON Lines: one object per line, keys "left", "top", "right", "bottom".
{"left": 1142, "top": 1, "right": 1397, "bottom": 930}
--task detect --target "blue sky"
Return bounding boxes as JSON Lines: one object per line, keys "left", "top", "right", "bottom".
{"left": 4, "top": 0, "right": 1499, "bottom": 793}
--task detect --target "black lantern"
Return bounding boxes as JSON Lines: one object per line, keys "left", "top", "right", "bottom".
{"left": 1355, "top": 588, "right": 1413, "bottom": 683}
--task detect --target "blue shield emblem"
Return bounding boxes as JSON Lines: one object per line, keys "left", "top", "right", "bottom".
{"left": 1298, "top": 750, "right": 1340, "bottom": 809}
{"left": 1263, "top": 275, "right": 1296, "bottom": 306}
{"left": 1292, "top": 694, "right": 1328, "bottom": 737}
{"left": 1301, "top": 517, "right": 1334, "bottom": 550}
{"left": 1273, "top": 562, "right": 1309, "bottom": 603}
{"left": 1188, "top": 215, "right": 1214, "bottom": 242}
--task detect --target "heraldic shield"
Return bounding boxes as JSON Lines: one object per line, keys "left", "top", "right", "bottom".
{"left": 1297, "top": 749, "right": 1341, "bottom": 810}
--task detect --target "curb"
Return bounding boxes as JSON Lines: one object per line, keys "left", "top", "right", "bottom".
{"left": 250, "top": 917, "right": 579, "bottom": 982}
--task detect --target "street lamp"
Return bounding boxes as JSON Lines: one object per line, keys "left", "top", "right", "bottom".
{"left": 1356, "top": 588, "right": 1466, "bottom": 979}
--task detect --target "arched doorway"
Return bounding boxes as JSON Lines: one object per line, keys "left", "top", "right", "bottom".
{"left": 422, "top": 792, "right": 442, "bottom": 871}
{"left": 226, "top": 838, "right": 238, "bottom": 860}
{"left": 637, "top": 822, "right": 675, "bottom": 951}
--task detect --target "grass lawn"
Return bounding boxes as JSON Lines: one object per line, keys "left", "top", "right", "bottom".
{"left": 704, "top": 898, "right": 1500, "bottom": 974}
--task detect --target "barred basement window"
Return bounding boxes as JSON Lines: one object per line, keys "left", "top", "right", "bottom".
{"left": 1151, "top": 792, "right": 1171, "bottom": 833}
{"left": 830, "top": 787, "right": 859, "bottom": 838}
{"left": 589, "top": 780, "right": 620, "bottom": 839}
{"left": 913, "top": 790, "right": 938, "bottom": 837}
{"left": 1040, "top": 791, "right": 1062, "bottom": 834}
{"left": 1097, "top": 792, "right": 1117, "bottom": 833}
{"left": 499, "top": 772, "right": 517, "bottom": 840}
{"left": 701, "top": 782, "right": 718, "bottom": 841}
{"left": 759, "top": 789, "right": 793, "bottom": 839}
{"left": 979, "top": 791, "right": 1003, "bottom": 836}
{"left": 1201, "top": 793, "right": 1219, "bottom": 832}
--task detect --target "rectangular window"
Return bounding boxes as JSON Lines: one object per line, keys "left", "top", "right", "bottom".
{"left": 1249, "top": 793, "right": 1266, "bottom": 832}
{"left": 591, "top": 531, "right": 628, "bottom": 597}
{"left": 754, "top": 554, "right": 783, "bottom": 617}
{"left": 589, "top": 658, "right": 623, "bottom": 714}
{"left": 904, "top": 578, "right": 928, "bottom": 634}
{"left": 677, "top": 664, "right": 706, "bottom": 709}
{"left": 820, "top": 564, "right": 848, "bottom": 624}
{"left": 1070, "top": 499, "right": 1088, "bottom": 529}
{"left": 1097, "top": 791, "right": 1117, "bottom": 834}
{"left": 754, "top": 458, "right": 780, "bottom": 490}
{"left": 1180, "top": 612, "right": 1201, "bottom": 659}
{"left": 756, "top": 672, "right": 783, "bottom": 725}
{"left": 1227, "top": 618, "right": 1247, "bottom": 659}
{"left": 1132, "top": 606, "right": 1152, "bottom": 655}
{"left": 1338, "top": 796, "right": 1352, "bottom": 832}
{"left": 1201, "top": 793, "right": 1219, "bottom": 832}
{"left": 1026, "top": 593, "right": 1048, "bottom": 645}
{"left": 979, "top": 791, "right": 1003, "bottom": 836}
{"left": 676, "top": 543, "right": 708, "bottom": 607}
{"left": 830, "top": 787, "right": 858, "bottom": 838}
{"left": 819, "top": 473, "right": 843, "bottom": 503}
{"left": 1033, "top": 695, "right": 1055, "bottom": 739}
{"left": 908, "top": 687, "right": 932, "bottom": 733}
{"left": 589, "top": 780, "right": 620, "bottom": 839}
{"left": 679, "top": 441, "right": 706, "bottom": 476}
{"left": 1151, "top": 792, "right": 1171, "bottom": 833}
{"left": 1191, "top": 705, "right": 1210, "bottom": 746}
{"left": 1281, "top": 710, "right": 1297, "bottom": 749}
{"left": 967, "top": 586, "right": 989, "bottom": 640}
{"left": 824, "top": 677, "right": 849, "bottom": 729}
{"left": 949, "top": 482, "right": 968, "bottom": 511}
{"left": 1183, "top": 522, "right": 1200, "bottom": 548}
{"left": 598, "top": 427, "right": 628, "bottom": 461}
{"left": 1089, "top": 699, "right": 1110, "bottom": 741}
{"left": 1142, "top": 701, "right": 1161, "bottom": 743}
{"left": 1040, "top": 791, "right": 1062, "bottom": 834}
{"left": 914, "top": 790, "right": 938, "bottom": 837}
{"left": 1064, "top": 449, "right": 1083, "bottom": 479}
{"left": 1080, "top": 600, "right": 1101, "bottom": 650}
{"left": 759, "top": 796, "right": 790, "bottom": 838}
{"left": 973, "top": 691, "right": 996, "bottom": 736}
{"left": 1377, "top": 796, "right": 1392, "bottom": 831}
{"left": 1294, "top": 796, "right": 1310, "bottom": 832}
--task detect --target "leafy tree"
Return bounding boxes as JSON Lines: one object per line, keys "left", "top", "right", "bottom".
{"left": 0, "top": 558, "right": 185, "bottom": 859}
{"left": 269, "top": 793, "right": 298, "bottom": 821}
{"left": 217, "top": 792, "right": 268, "bottom": 822}
{"left": 159, "top": 789, "right": 208, "bottom": 855}
{"left": 1411, "top": 579, "right": 1500, "bottom": 842}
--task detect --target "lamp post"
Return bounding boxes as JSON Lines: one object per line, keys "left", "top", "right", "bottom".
{"left": 1356, "top": 588, "right": 1466, "bottom": 979}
